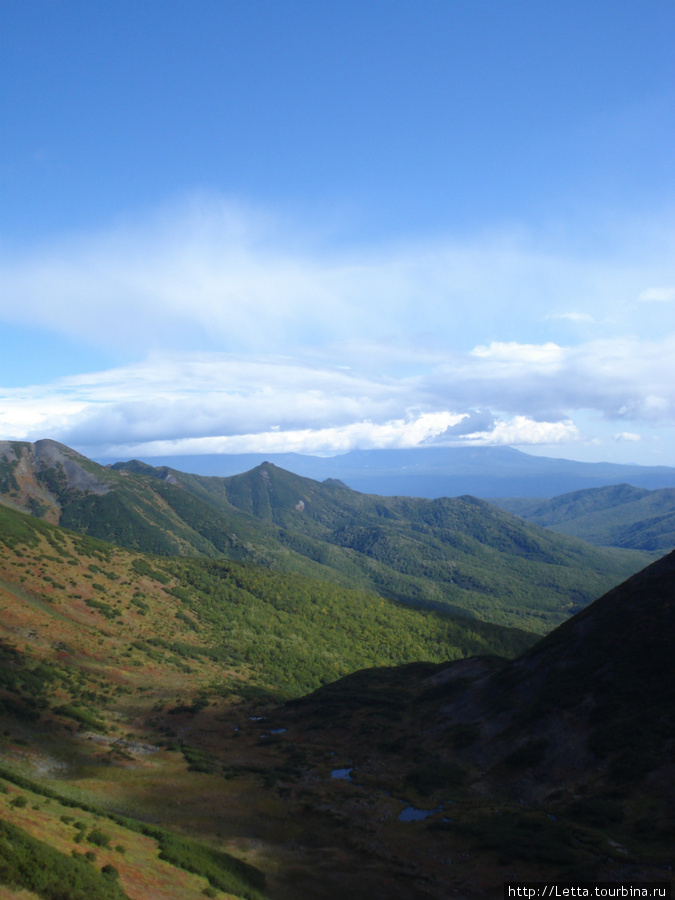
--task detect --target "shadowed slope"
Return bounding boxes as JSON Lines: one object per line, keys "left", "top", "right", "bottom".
{"left": 279, "top": 551, "right": 675, "bottom": 883}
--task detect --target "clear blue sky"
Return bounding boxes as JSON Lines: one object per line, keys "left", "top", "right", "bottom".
{"left": 1, "top": 0, "right": 674, "bottom": 464}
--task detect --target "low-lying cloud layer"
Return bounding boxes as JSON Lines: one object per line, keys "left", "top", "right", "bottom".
{"left": 0, "top": 336, "right": 671, "bottom": 459}
{"left": 1, "top": 199, "right": 674, "bottom": 462}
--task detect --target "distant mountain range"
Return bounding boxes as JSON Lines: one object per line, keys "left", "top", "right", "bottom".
{"left": 0, "top": 439, "right": 652, "bottom": 633}
{"left": 495, "top": 483, "right": 675, "bottom": 553}
{"left": 95, "top": 445, "right": 675, "bottom": 498}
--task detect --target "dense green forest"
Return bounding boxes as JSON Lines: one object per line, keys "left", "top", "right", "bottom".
{"left": 157, "top": 557, "right": 535, "bottom": 697}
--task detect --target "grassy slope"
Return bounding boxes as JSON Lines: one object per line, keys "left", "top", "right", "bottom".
{"left": 0, "top": 773, "right": 266, "bottom": 900}
{"left": 0, "top": 504, "right": 534, "bottom": 704}
{"left": 0, "top": 502, "right": 535, "bottom": 900}
{"left": 0, "top": 505, "right": 271, "bottom": 898}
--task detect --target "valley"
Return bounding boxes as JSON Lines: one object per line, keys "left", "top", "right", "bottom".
{"left": 0, "top": 441, "right": 672, "bottom": 898}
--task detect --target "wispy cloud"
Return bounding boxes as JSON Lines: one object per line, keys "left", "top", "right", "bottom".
{"left": 613, "top": 432, "right": 642, "bottom": 442}
{"left": 546, "top": 311, "right": 595, "bottom": 323}
{"left": 470, "top": 341, "right": 565, "bottom": 368}
{"left": 638, "top": 287, "right": 675, "bottom": 303}
{"left": 1, "top": 197, "right": 673, "bottom": 359}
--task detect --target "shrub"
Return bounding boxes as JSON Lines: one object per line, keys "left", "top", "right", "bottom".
{"left": 87, "top": 829, "right": 111, "bottom": 848}
{"left": 0, "top": 819, "right": 128, "bottom": 900}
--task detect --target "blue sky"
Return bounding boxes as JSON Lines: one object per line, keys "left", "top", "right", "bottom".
{"left": 1, "top": 0, "right": 674, "bottom": 465}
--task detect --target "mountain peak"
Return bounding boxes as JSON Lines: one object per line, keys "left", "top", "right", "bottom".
{"left": 0, "top": 439, "right": 111, "bottom": 522}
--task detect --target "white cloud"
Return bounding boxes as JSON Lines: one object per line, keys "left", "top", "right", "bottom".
{"left": 0, "top": 354, "right": 406, "bottom": 444}
{"left": 0, "top": 198, "right": 673, "bottom": 461}
{"left": 471, "top": 341, "right": 565, "bottom": 368}
{"left": 1, "top": 197, "right": 673, "bottom": 360}
{"left": 90, "top": 411, "right": 469, "bottom": 459}
{"left": 638, "top": 287, "right": 675, "bottom": 302}
{"left": 0, "top": 395, "right": 88, "bottom": 437}
{"left": 613, "top": 432, "right": 642, "bottom": 442}
{"left": 426, "top": 335, "right": 675, "bottom": 425}
{"left": 461, "top": 416, "right": 581, "bottom": 447}
{"left": 545, "top": 311, "right": 595, "bottom": 323}
{"left": 0, "top": 331, "right": 672, "bottom": 458}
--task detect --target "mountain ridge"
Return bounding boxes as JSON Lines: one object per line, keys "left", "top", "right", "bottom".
{"left": 0, "top": 440, "right": 654, "bottom": 634}
{"left": 494, "top": 483, "right": 675, "bottom": 552}
{"left": 95, "top": 445, "right": 675, "bottom": 498}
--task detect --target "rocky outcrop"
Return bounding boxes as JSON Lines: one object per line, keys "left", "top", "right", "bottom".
{"left": 0, "top": 439, "right": 111, "bottom": 523}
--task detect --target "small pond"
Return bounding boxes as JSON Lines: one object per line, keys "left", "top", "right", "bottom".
{"left": 398, "top": 805, "right": 442, "bottom": 822}
{"left": 330, "top": 767, "right": 353, "bottom": 781}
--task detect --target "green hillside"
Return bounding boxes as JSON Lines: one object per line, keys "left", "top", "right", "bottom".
{"left": 154, "top": 460, "right": 653, "bottom": 632}
{"left": 0, "top": 441, "right": 654, "bottom": 633}
{"left": 495, "top": 483, "right": 675, "bottom": 552}
{"left": 0, "top": 502, "right": 534, "bottom": 702}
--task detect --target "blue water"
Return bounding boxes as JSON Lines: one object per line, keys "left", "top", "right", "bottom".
{"left": 398, "top": 805, "right": 439, "bottom": 822}
{"left": 331, "top": 767, "right": 353, "bottom": 781}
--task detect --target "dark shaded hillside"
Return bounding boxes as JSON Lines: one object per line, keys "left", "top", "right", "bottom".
{"left": 296, "top": 547, "right": 675, "bottom": 802}
{"left": 495, "top": 483, "right": 675, "bottom": 552}
{"left": 321, "top": 547, "right": 675, "bottom": 801}
{"left": 452, "top": 547, "right": 675, "bottom": 804}
{"left": 273, "top": 551, "right": 675, "bottom": 888}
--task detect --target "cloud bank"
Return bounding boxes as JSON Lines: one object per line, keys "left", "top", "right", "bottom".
{"left": 0, "top": 199, "right": 674, "bottom": 461}
{"left": 0, "top": 335, "right": 672, "bottom": 458}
